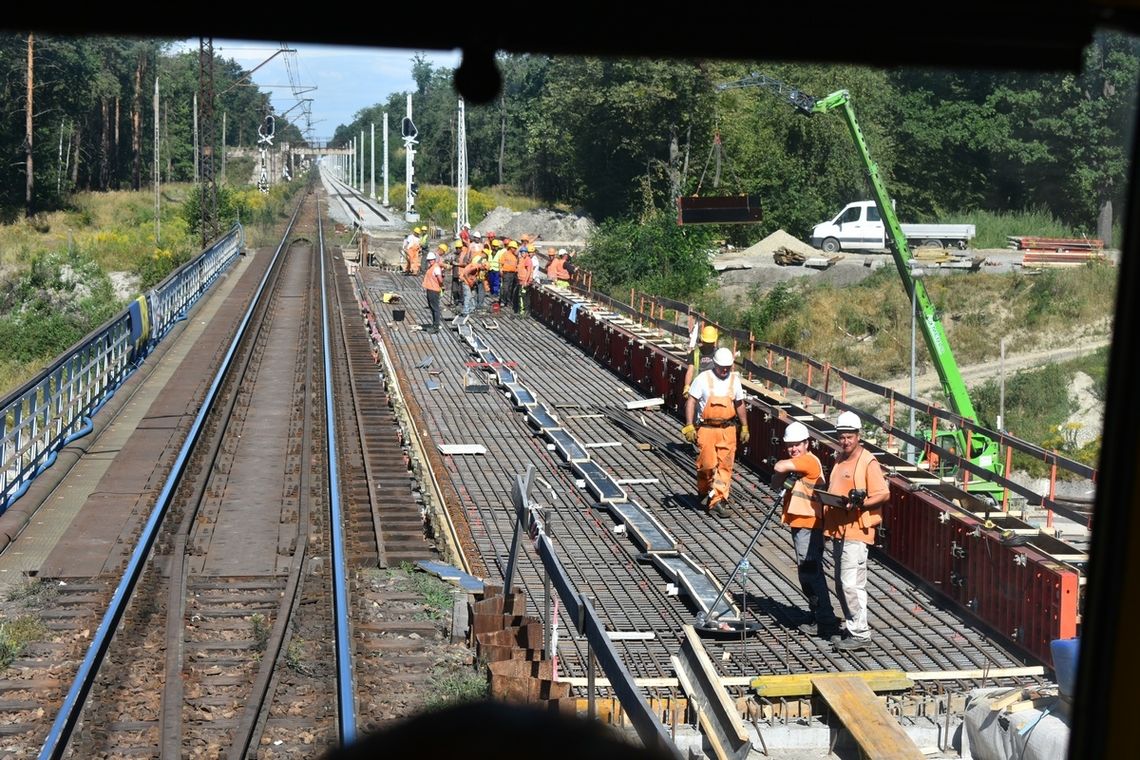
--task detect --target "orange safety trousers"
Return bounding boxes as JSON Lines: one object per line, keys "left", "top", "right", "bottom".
{"left": 695, "top": 392, "right": 738, "bottom": 508}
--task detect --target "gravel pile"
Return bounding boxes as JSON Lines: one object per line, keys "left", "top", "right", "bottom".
{"left": 473, "top": 207, "right": 595, "bottom": 245}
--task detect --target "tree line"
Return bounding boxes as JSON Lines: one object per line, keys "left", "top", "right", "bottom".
{"left": 335, "top": 35, "right": 1138, "bottom": 244}
{"left": 0, "top": 34, "right": 303, "bottom": 221}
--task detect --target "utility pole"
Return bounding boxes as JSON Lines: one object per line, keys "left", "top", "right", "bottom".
{"left": 360, "top": 129, "right": 365, "bottom": 190}
{"left": 403, "top": 95, "right": 419, "bottom": 223}
{"left": 197, "top": 38, "right": 219, "bottom": 247}
{"left": 370, "top": 123, "right": 375, "bottom": 199}
{"left": 221, "top": 111, "right": 227, "bottom": 184}
{"left": 154, "top": 77, "right": 160, "bottom": 244}
{"left": 25, "top": 32, "right": 34, "bottom": 218}
{"left": 456, "top": 97, "right": 468, "bottom": 236}
{"left": 383, "top": 112, "right": 389, "bottom": 207}
{"left": 193, "top": 92, "right": 199, "bottom": 182}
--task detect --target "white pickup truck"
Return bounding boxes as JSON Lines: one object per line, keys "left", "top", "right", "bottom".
{"left": 810, "top": 201, "right": 976, "bottom": 253}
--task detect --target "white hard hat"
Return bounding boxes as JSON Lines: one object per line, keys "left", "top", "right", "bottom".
{"left": 426, "top": 252, "right": 438, "bottom": 261}
{"left": 713, "top": 347, "right": 734, "bottom": 368}
{"left": 783, "top": 421, "right": 810, "bottom": 443}
{"left": 558, "top": 248, "right": 568, "bottom": 256}
{"left": 473, "top": 230, "right": 483, "bottom": 239}
{"left": 836, "top": 411, "right": 861, "bottom": 432}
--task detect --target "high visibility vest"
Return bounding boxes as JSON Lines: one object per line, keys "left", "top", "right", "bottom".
{"left": 782, "top": 452, "right": 825, "bottom": 522}
{"left": 500, "top": 251, "right": 518, "bottom": 272}
{"left": 422, "top": 264, "right": 443, "bottom": 291}
{"left": 487, "top": 250, "right": 503, "bottom": 271}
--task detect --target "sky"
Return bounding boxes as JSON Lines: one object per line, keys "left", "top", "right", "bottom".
{"left": 177, "top": 40, "right": 460, "bottom": 143}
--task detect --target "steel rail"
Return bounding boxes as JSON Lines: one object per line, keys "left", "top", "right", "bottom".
{"left": 319, "top": 207, "right": 357, "bottom": 746}
{"left": 38, "top": 191, "right": 308, "bottom": 760}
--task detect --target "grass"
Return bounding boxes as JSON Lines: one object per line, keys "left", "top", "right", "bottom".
{"left": 425, "top": 668, "right": 488, "bottom": 710}
{"left": 400, "top": 562, "right": 454, "bottom": 621}
{"left": 5, "top": 578, "right": 58, "bottom": 607}
{"left": 961, "top": 207, "right": 1113, "bottom": 249}
{"left": 0, "top": 616, "right": 46, "bottom": 670}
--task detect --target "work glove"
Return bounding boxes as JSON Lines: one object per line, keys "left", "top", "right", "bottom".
{"left": 846, "top": 488, "right": 867, "bottom": 510}
{"left": 682, "top": 383, "right": 690, "bottom": 396}
{"left": 739, "top": 425, "right": 750, "bottom": 444}
{"left": 681, "top": 424, "right": 697, "bottom": 444}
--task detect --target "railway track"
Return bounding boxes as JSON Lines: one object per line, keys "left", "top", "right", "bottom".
{"left": 0, "top": 182, "right": 471, "bottom": 758}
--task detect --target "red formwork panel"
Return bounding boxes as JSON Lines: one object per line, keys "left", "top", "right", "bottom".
{"left": 592, "top": 316, "right": 611, "bottom": 362}
{"left": 882, "top": 480, "right": 954, "bottom": 591}
{"left": 629, "top": 340, "right": 653, "bottom": 391}
{"left": 608, "top": 330, "right": 632, "bottom": 375}
{"left": 881, "top": 476, "right": 1078, "bottom": 665}
{"left": 650, "top": 352, "right": 675, "bottom": 407}
{"left": 576, "top": 308, "right": 592, "bottom": 348}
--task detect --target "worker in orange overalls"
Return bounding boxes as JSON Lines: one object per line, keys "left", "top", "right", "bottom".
{"left": 681, "top": 347, "right": 749, "bottom": 518}
{"left": 517, "top": 244, "right": 535, "bottom": 314}
{"left": 772, "top": 421, "right": 837, "bottom": 639}
{"left": 405, "top": 231, "right": 422, "bottom": 276}
{"left": 422, "top": 244, "right": 446, "bottom": 333}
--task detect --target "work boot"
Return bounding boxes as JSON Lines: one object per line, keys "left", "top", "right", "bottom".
{"left": 834, "top": 635, "right": 871, "bottom": 651}
{"left": 799, "top": 620, "right": 840, "bottom": 638}
{"left": 709, "top": 502, "right": 731, "bottom": 519}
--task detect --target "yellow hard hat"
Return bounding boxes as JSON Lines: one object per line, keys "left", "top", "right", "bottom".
{"left": 454, "top": 240, "right": 463, "bottom": 249}
{"left": 700, "top": 325, "right": 719, "bottom": 344}
{"left": 437, "top": 243, "right": 449, "bottom": 252}
{"left": 492, "top": 239, "right": 504, "bottom": 248}
{"left": 507, "top": 240, "right": 519, "bottom": 249}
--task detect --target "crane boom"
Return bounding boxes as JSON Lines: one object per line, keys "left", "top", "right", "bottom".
{"left": 718, "top": 74, "right": 978, "bottom": 422}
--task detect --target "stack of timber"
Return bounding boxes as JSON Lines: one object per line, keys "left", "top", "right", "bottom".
{"left": 1010, "top": 235, "right": 1108, "bottom": 267}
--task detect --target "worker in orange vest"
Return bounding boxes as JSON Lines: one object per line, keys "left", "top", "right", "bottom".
{"left": 499, "top": 240, "right": 520, "bottom": 312}
{"left": 422, "top": 245, "right": 446, "bottom": 333}
{"left": 517, "top": 245, "right": 535, "bottom": 314}
{"left": 461, "top": 255, "right": 487, "bottom": 316}
{"left": 683, "top": 325, "right": 719, "bottom": 396}
{"left": 825, "top": 411, "right": 890, "bottom": 651}
{"left": 772, "top": 421, "right": 837, "bottom": 639}
{"left": 546, "top": 249, "right": 570, "bottom": 288}
{"left": 681, "top": 348, "right": 749, "bottom": 518}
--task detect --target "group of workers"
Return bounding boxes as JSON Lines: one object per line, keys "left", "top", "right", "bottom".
{"left": 415, "top": 224, "right": 575, "bottom": 332}
{"left": 681, "top": 326, "right": 888, "bottom": 651}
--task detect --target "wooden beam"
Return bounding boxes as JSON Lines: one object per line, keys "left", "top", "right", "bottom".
{"left": 813, "top": 675, "right": 925, "bottom": 760}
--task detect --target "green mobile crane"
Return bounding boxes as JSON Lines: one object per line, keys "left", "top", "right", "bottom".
{"left": 718, "top": 73, "right": 1004, "bottom": 500}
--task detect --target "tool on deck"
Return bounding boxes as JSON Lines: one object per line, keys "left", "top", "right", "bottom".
{"left": 693, "top": 477, "right": 795, "bottom": 636}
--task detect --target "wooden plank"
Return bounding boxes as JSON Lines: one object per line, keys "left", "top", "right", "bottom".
{"left": 908, "top": 666, "right": 1044, "bottom": 681}
{"left": 986, "top": 688, "right": 1027, "bottom": 711}
{"left": 813, "top": 675, "right": 925, "bottom": 760}
{"left": 1006, "top": 696, "right": 1057, "bottom": 714}
{"left": 752, "top": 670, "right": 913, "bottom": 698}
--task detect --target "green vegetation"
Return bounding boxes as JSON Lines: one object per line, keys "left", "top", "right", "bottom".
{"left": 0, "top": 178, "right": 305, "bottom": 398}
{"left": 400, "top": 562, "right": 454, "bottom": 621}
{"left": 5, "top": 578, "right": 58, "bottom": 607}
{"left": 973, "top": 347, "right": 1108, "bottom": 476}
{"left": 958, "top": 208, "right": 1093, "bottom": 249}
{"left": 426, "top": 668, "right": 488, "bottom": 710}
{"left": 580, "top": 208, "right": 717, "bottom": 299}
{"left": 251, "top": 613, "right": 270, "bottom": 652}
{"left": 0, "top": 616, "right": 46, "bottom": 670}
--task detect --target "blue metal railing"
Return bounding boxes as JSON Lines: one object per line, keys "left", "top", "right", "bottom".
{"left": 1, "top": 224, "right": 244, "bottom": 513}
